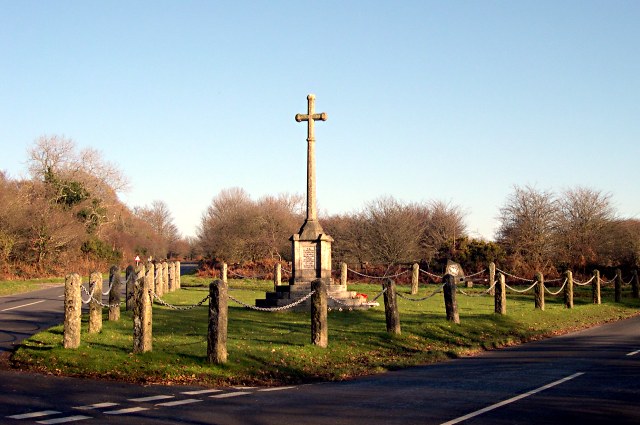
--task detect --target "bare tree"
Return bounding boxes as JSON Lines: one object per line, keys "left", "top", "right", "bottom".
{"left": 421, "top": 200, "right": 467, "bottom": 261}
{"left": 134, "top": 200, "right": 181, "bottom": 258}
{"left": 496, "top": 185, "right": 559, "bottom": 274}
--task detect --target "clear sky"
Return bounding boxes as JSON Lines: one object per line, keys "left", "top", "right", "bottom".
{"left": 2, "top": 1, "right": 639, "bottom": 240}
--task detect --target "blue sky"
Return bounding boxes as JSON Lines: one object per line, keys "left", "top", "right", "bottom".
{"left": 2, "top": 1, "right": 638, "bottom": 240}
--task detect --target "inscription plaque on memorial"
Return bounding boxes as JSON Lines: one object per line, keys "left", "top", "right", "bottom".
{"left": 302, "top": 246, "right": 316, "bottom": 270}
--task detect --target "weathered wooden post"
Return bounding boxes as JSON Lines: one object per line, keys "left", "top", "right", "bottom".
{"left": 411, "top": 263, "right": 419, "bottom": 295}
{"left": 489, "top": 262, "right": 496, "bottom": 296}
{"left": 564, "top": 270, "right": 574, "bottom": 309}
{"left": 175, "top": 260, "right": 181, "bottom": 289}
{"left": 615, "top": 268, "right": 622, "bottom": 302}
{"left": 534, "top": 272, "right": 545, "bottom": 310}
{"left": 108, "top": 265, "right": 121, "bottom": 321}
{"left": 273, "top": 263, "right": 281, "bottom": 291}
{"left": 222, "top": 262, "right": 228, "bottom": 284}
{"left": 168, "top": 261, "right": 175, "bottom": 292}
{"left": 632, "top": 270, "right": 639, "bottom": 299}
{"left": 443, "top": 274, "right": 460, "bottom": 324}
{"left": 63, "top": 273, "right": 82, "bottom": 349}
{"left": 154, "top": 262, "right": 163, "bottom": 297}
{"left": 88, "top": 272, "right": 103, "bottom": 334}
{"left": 494, "top": 272, "right": 506, "bottom": 315}
{"left": 340, "top": 262, "right": 348, "bottom": 286}
{"left": 207, "top": 279, "right": 228, "bottom": 364}
{"left": 133, "top": 265, "right": 152, "bottom": 353}
{"left": 592, "top": 269, "right": 601, "bottom": 305}
{"left": 311, "top": 279, "right": 328, "bottom": 347}
{"left": 125, "top": 265, "right": 135, "bottom": 311}
{"left": 382, "top": 278, "right": 401, "bottom": 334}
{"left": 163, "top": 261, "right": 169, "bottom": 294}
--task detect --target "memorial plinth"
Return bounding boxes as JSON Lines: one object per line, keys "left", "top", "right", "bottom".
{"left": 255, "top": 95, "right": 373, "bottom": 311}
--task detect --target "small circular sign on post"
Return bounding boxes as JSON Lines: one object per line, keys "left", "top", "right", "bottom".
{"left": 135, "top": 255, "right": 140, "bottom": 266}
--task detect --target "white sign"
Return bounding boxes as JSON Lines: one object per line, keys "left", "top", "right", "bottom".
{"left": 302, "top": 246, "right": 316, "bottom": 270}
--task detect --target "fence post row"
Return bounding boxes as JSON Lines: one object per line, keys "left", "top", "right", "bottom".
{"left": 311, "top": 279, "right": 329, "bottom": 347}
{"left": 564, "top": 270, "right": 573, "bottom": 309}
{"left": 108, "top": 265, "right": 121, "bottom": 321}
{"left": 494, "top": 272, "right": 506, "bottom": 315}
{"left": 382, "top": 278, "right": 401, "bottom": 334}
{"left": 207, "top": 279, "right": 228, "bottom": 364}
{"left": 534, "top": 272, "right": 545, "bottom": 311}
{"left": 593, "top": 269, "right": 601, "bottom": 305}
{"left": 411, "top": 263, "right": 419, "bottom": 294}
{"left": 132, "top": 264, "right": 152, "bottom": 353}
{"left": 63, "top": 273, "right": 82, "bottom": 349}
{"left": 488, "top": 262, "right": 496, "bottom": 296}
{"left": 88, "top": 271, "right": 103, "bottom": 334}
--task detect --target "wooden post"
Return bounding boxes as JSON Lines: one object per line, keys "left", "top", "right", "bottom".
{"left": 207, "top": 279, "right": 228, "bottom": 364}
{"left": 592, "top": 269, "right": 601, "bottom": 305}
{"left": 494, "top": 272, "right": 506, "bottom": 315}
{"left": 133, "top": 265, "right": 152, "bottom": 353}
{"left": 382, "top": 278, "right": 401, "bottom": 334}
{"left": 534, "top": 272, "right": 545, "bottom": 311}
{"left": 154, "top": 262, "right": 163, "bottom": 297}
{"left": 108, "top": 265, "right": 121, "bottom": 321}
{"left": 411, "top": 263, "right": 419, "bottom": 295}
{"left": 273, "top": 263, "right": 281, "bottom": 291}
{"left": 340, "top": 262, "right": 347, "bottom": 286}
{"left": 443, "top": 274, "right": 460, "bottom": 323}
{"left": 222, "top": 263, "right": 228, "bottom": 284}
{"left": 88, "top": 272, "right": 103, "bottom": 334}
{"left": 632, "top": 270, "right": 639, "bottom": 299}
{"left": 125, "top": 265, "right": 135, "bottom": 311}
{"left": 615, "top": 268, "right": 622, "bottom": 302}
{"left": 175, "top": 260, "right": 181, "bottom": 289}
{"left": 63, "top": 273, "right": 82, "bottom": 349}
{"left": 489, "top": 262, "right": 496, "bottom": 296}
{"left": 168, "top": 261, "right": 175, "bottom": 292}
{"left": 564, "top": 270, "right": 574, "bottom": 309}
{"left": 163, "top": 261, "right": 169, "bottom": 294}
{"left": 311, "top": 279, "right": 328, "bottom": 347}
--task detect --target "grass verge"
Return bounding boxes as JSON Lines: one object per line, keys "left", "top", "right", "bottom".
{"left": 9, "top": 278, "right": 640, "bottom": 386}
{"left": 0, "top": 278, "right": 64, "bottom": 297}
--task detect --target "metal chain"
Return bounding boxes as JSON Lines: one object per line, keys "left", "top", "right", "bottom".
{"left": 465, "top": 269, "right": 487, "bottom": 278}
{"left": 458, "top": 281, "right": 497, "bottom": 297}
{"left": 419, "top": 269, "right": 443, "bottom": 280}
{"left": 544, "top": 279, "right": 568, "bottom": 296}
{"left": 495, "top": 268, "right": 535, "bottom": 282}
{"left": 396, "top": 284, "right": 445, "bottom": 301}
{"left": 326, "top": 293, "right": 354, "bottom": 311}
{"left": 80, "top": 284, "right": 122, "bottom": 308}
{"left": 574, "top": 276, "right": 595, "bottom": 286}
{"left": 346, "top": 268, "right": 409, "bottom": 280}
{"left": 227, "top": 290, "right": 316, "bottom": 312}
{"left": 370, "top": 288, "right": 387, "bottom": 302}
{"left": 151, "top": 291, "right": 210, "bottom": 310}
{"left": 504, "top": 281, "right": 538, "bottom": 293}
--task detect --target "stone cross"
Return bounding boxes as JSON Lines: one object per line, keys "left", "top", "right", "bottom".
{"left": 295, "top": 94, "right": 327, "bottom": 222}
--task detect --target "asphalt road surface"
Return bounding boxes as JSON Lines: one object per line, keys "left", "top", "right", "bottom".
{"left": 0, "top": 281, "right": 638, "bottom": 424}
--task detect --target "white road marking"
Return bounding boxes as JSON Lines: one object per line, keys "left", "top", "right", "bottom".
{"left": 231, "top": 386, "right": 256, "bottom": 389}
{"left": 104, "top": 407, "right": 149, "bottom": 415}
{"left": 258, "top": 386, "right": 297, "bottom": 392}
{"left": 73, "top": 402, "right": 119, "bottom": 410}
{"left": 181, "top": 389, "right": 223, "bottom": 395}
{"left": 210, "top": 391, "right": 251, "bottom": 399}
{"left": 36, "top": 415, "right": 91, "bottom": 424}
{"left": 626, "top": 349, "right": 640, "bottom": 356}
{"left": 440, "top": 372, "right": 585, "bottom": 425}
{"left": 128, "top": 395, "right": 174, "bottom": 402}
{"left": 1, "top": 300, "right": 45, "bottom": 312}
{"left": 156, "top": 399, "right": 203, "bottom": 407}
{"left": 7, "top": 410, "right": 60, "bottom": 419}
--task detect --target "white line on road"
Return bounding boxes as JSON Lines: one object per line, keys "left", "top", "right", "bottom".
{"left": 73, "top": 402, "right": 119, "bottom": 410}
{"left": 1, "top": 300, "right": 45, "bottom": 312}
{"left": 128, "top": 395, "right": 174, "bottom": 402}
{"left": 258, "top": 386, "right": 297, "bottom": 392}
{"left": 210, "top": 391, "right": 252, "bottom": 399}
{"left": 440, "top": 372, "right": 585, "bottom": 425}
{"left": 181, "top": 389, "right": 223, "bottom": 395}
{"left": 626, "top": 349, "right": 640, "bottom": 356}
{"left": 7, "top": 410, "right": 60, "bottom": 419}
{"left": 104, "top": 407, "right": 149, "bottom": 415}
{"left": 36, "top": 415, "right": 91, "bottom": 424}
{"left": 156, "top": 399, "right": 203, "bottom": 407}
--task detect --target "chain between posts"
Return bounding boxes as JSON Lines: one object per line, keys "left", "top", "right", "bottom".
{"left": 396, "top": 284, "right": 446, "bottom": 301}
{"left": 80, "top": 284, "right": 123, "bottom": 308}
{"left": 347, "top": 268, "right": 409, "bottom": 279}
{"left": 458, "top": 280, "right": 497, "bottom": 297}
{"left": 505, "top": 281, "right": 539, "bottom": 293}
{"left": 544, "top": 279, "right": 567, "bottom": 295}
{"left": 573, "top": 276, "right": 595, "bottom": 286}
{"left": 227, "top": 291, "right": 316, "bottom": 312}
{"left": 151, "top": 291, "right": 210, "bottom": 310}
{"left": 419, "top": 269, "right": 443, "bottom": 280}
{"left": 496, "top": 268, "right": 535, "bottom": 282}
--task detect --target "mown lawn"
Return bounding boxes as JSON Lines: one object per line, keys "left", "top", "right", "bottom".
{"left": 0, "top": 278, "right": 64, "bottom": 296}
{"left": 9, "top": 277, "right": 640, "bottom": 386}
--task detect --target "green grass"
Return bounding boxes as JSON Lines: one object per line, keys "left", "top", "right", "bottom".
{"left": 0, "top": 278, "right": 64, "bottom": 296}
{"left": 9, "top": 278, "right": 640, "bottom": 386}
